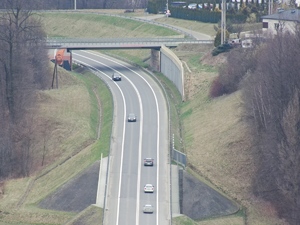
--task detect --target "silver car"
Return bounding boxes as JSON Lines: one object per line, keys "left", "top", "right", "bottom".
{"left": 127, "top": 113, "right": 136, "bottom": 122}
{"left": 143, "top": 204, "right": 154, "bottom": 213}
{"left": 144, "top": 158, "right": 154, "bottom": 166}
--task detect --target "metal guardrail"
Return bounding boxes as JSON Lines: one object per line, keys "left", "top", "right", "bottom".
{"left": 172, "top": 148, "right": 186, "bottom": 168}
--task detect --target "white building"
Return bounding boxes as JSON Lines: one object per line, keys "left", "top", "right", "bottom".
{"left": 261, "top": 9, "right": 300, "bottom": 35}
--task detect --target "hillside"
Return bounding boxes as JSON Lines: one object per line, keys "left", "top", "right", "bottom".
{"left": 0, "top": 10, "right": 285, "bottom": 225}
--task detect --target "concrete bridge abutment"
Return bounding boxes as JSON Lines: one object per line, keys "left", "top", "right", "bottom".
{"left": 150, "top": 48, "right": 160, "bottom": 72}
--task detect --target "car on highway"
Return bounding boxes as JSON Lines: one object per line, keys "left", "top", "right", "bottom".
{"left": 127, "top": 113, "right": 137, "bottom": 122}
{"left": 144, "top": 184, "right": 154, "bottom": 193}
{"left": 143, "top": 204, "right": 154, "bottom": 213}
{"left": 144, "top": 158, "right": 154, "bottom": 166}
{"left": 112, "top": 72, "right": 122, "bottom": 81}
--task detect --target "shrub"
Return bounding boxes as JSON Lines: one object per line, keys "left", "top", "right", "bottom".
{"left": 212, "top": 43, "right": 233, "bottom": 56}
{"left": 209, "top": 76, "right": 225, "bottom": 98}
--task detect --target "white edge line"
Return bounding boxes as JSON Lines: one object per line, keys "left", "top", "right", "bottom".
{"left": 74, "top": 53, "right": 144, "bottom": 225}
{"left": 72, "top": 57, "right": 127, "bottom": 225}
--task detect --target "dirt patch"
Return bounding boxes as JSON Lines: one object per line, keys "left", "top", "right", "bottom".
{"left": 200, "top": 50, "right": 228, "bottom": 67}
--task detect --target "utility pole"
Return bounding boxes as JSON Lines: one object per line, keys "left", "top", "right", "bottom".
{"left": 221, "top": 0, "right": 226, "bottom": 44}
{"left": 74, "top": 0, "right": 77, "bottom": 10}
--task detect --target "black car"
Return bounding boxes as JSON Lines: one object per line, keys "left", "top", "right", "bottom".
{"left": 112, "top": 72, "right": 122, "bottom": 81}
{"left": 144, "top": 158, "right": 154, "bottom": 166}
{"left": 127, "top": 113, "right": 137, "bottom": 122}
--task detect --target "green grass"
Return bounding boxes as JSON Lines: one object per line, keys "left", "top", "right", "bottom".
{"left": 155, "top": 17, "right": 217, "bottom": 37}
{"left": 99, "top": 49, "right": 150, "bottom": 68}
{"left": 65, "top": 205, "right": 103, "bottom": 225}
{"left": 188, "top": 54, "right": 218, "bottom": 73}
{"left": 173, "top": 215, "right": 198, "bottom": 225}
{"left": 39, "top": 12, "right": 179, "bottom": 38}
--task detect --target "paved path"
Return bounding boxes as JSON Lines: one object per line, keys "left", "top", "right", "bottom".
{"left": 135, "top": 14, "right": 213, "bottom": 40}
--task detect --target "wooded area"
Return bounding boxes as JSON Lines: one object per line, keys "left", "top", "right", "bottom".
{"left": 214, "top": 28, "right": 300, "bottom": 224}
{"left": 0, "top": 0, "right": 51, "bottom": 179}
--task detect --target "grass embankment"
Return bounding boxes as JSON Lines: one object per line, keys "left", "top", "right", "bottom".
{"left": 41, "top": 11, "right": 179, "bottom": 38}
{"left": 0, "top": 67, "right": 112, "bottom": 224}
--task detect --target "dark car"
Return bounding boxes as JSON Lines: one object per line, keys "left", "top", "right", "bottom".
{"left": 144, "top": 158, "right": 154, "bottom": 166}
{"left": 127, "top": 113, "right": 136, "bottom": 122}
{"left": 112, "top": 72, "right": 122, "bottom": 81}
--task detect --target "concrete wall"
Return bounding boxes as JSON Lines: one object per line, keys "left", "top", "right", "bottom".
{"left": 160, "top": 45, "right": 185, "bottom": 101}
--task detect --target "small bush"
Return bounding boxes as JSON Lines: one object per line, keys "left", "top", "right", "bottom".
{"left": 209, "top": 76, "right": 225, "bottom": 98}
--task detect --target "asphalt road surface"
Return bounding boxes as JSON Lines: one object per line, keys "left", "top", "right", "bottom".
{"left": 73, "top": 51, "right": 170, "bottom": 225}
{"left": 41, "top": 49, "right": 239, "bottom": 224}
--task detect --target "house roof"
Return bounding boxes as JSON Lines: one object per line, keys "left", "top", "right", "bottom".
{"left": 261, "top": 9, "right": 300, "bottom": 22}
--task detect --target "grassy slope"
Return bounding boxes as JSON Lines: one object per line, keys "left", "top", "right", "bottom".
{"left": 0, "top": 10, "right": 283, "bottom": 225}
{"left": 0, "top": 68, "right": 112, "bottom": 224}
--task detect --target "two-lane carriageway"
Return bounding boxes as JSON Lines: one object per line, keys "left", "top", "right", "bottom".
{"left": 73, "top": 50, "right": 170, "bottom": 225}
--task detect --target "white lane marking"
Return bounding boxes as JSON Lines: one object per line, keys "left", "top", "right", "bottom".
{"left": 96, "top": 153, "right": 103, "bottom": 206}
{"left": 72, "top": 57, "right": 127, "bottom": 225}
{"left": 81, "top": 51, "right": 161, "bottom": 225}
{"left": 74, "top": 52, "right": 144, "bottom": 225}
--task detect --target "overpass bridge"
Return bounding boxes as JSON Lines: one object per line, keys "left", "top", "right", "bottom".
{"left": 46, "top": 37, "right": 213, "bottom": 50}
{"left": 47, "top": 37, "right": 213, "bottom": 75}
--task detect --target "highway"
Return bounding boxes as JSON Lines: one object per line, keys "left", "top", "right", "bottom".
{"left": 73, "top": 50, "right": 170, "bottom": 225}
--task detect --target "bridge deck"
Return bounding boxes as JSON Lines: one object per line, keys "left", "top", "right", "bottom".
{"left": 46, "top": 37, "right": 213, "bottom": 50}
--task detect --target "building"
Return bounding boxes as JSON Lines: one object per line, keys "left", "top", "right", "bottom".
{"left": 261, "top": 9, "right": 300, "bottom": 35}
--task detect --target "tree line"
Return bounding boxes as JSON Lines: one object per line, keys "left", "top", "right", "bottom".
{"left": 211, "top": 26, "right": 300, "bottom": 224}
{"left": 0, "top": 0, "right": 51, "bottom": 179}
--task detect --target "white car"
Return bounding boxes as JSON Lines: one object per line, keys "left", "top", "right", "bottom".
{"left": 144, "top": 184, "right": 154, "bottom": 193}
{"left": 143, "top": 204, "right": 154, "bottom": 213}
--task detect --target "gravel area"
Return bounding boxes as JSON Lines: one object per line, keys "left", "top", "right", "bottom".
{"left": 39, "top": 161, "right": 100, "bottom": 212}
{"left": 38, "top": 161, "right": 239, "bottom": 222}
{"left": 180, "top": 169, "right": 239, "bottom": 220}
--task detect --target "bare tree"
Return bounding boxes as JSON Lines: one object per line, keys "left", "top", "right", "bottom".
{"left": 241, "top": 26, "right": 300, "bottom": 224}
{"left": 278, "top": 91, "right": 300, "bottom": 224}
{"left": 0, "top": 0, "right": 51, "bottom": 179}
